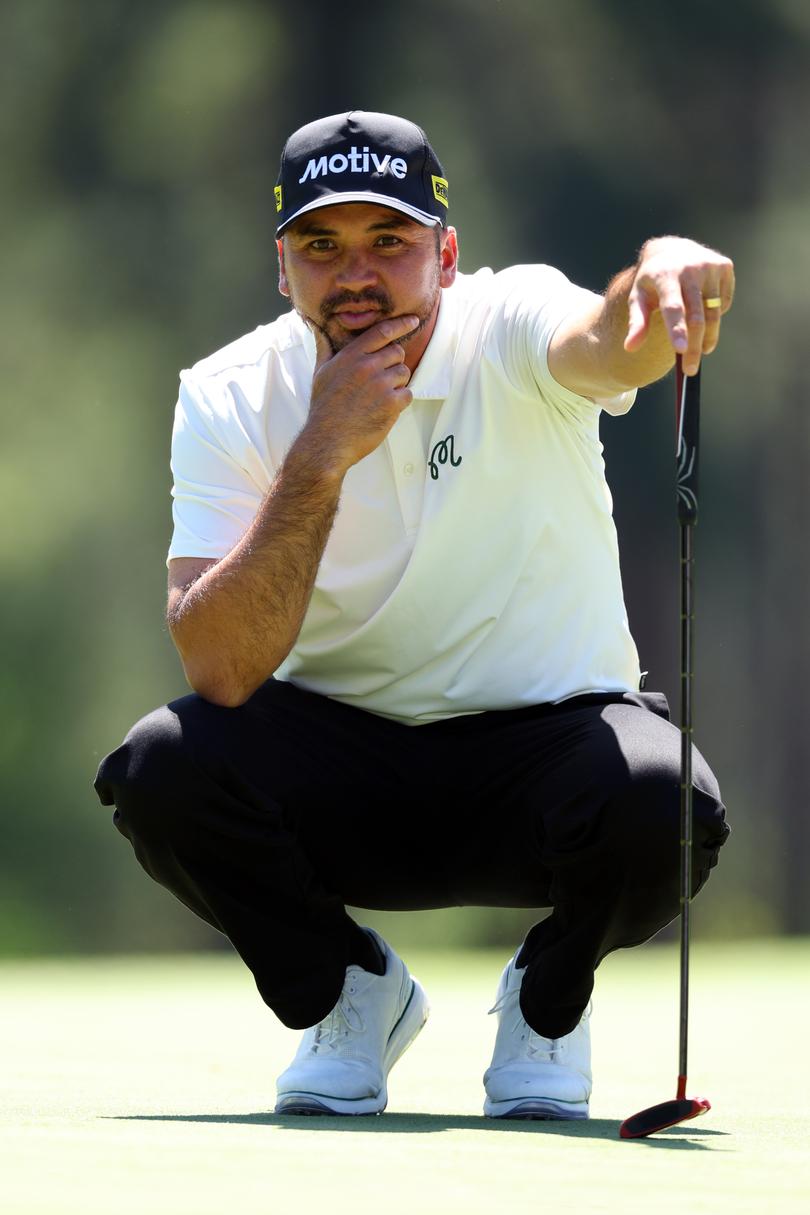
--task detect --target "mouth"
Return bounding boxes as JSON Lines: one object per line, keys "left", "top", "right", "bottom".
{"left": 330, "top": 306, "right": 384, "bottom": 330}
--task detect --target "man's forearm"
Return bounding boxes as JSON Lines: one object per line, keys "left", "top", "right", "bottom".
{"left": 169, "top": 436, "right": 344, "bottom": 707}
{"left": 169, "top": 312, "right": 420, "bottom": 707}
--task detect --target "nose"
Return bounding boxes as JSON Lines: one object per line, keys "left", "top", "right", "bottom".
{"left": 333, "top": 248, "right": 378, "bottom": 293}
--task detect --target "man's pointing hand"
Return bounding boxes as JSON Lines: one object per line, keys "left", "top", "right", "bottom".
{"left": 624, "top": 236, "right": 735, "bottom": 376}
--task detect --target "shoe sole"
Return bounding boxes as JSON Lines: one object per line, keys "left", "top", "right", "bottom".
{"left": 483, "top": 1097, "right": 589, "bottom": 1120}
{"left": 275, "top": 977, "right": 429, "bottom": 1116}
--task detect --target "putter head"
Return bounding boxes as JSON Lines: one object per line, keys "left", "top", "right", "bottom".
{"left": 619, "top": 1096, "right": 710, "bottom": 1139}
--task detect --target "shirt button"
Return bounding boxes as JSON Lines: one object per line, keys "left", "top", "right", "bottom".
{"left": 403, "top": 462, "right": 414, "bottom": 476}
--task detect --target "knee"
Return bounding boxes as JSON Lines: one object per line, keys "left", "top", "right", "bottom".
{"left": 691, "top": 785, "right": 731, "bottom": 892}
{"left": 94, "top": 701, "right": 192, "bottom": 842}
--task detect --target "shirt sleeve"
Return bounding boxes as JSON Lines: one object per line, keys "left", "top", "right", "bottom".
{"left": 167, "top": 371, "right": 265, "bottom": 565}
{"left": 493, "top": 264, "right": 637, "bottom": 419}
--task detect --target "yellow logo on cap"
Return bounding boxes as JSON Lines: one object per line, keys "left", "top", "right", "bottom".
{"left": 274, "top": 185, "right": 283, "bottom": 213}
{"left": 431, "top": 176, "right": 449, "bottom": 207}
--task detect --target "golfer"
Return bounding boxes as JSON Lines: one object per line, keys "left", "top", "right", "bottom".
{"left": 95, "top": 111, "right": 732, "bottom": 1120}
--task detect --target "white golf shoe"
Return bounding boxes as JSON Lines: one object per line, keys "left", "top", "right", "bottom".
{"left": 275, "top": 930, "right": 429, "bottom": 1116}
{"left": 483, "top": 952, "right": 592, "bottom": 1120}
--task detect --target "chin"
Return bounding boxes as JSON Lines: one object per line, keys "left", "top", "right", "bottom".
{"left": 328, "top": 326, "right": 373, "bottom": 352}
{"left": 328, "top": 317, "right": 388, "bottom": 349}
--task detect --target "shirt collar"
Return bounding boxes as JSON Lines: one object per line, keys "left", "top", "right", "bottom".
{"left": 408, "top": 284, "right": 456, "bottom": 400}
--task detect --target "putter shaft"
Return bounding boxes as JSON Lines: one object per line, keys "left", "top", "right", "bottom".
{"left": 678, "top": 520, "right": 693, "bottom": 1098}
{"left": 676, "top": 362, "right": 700, "bottom": 1096}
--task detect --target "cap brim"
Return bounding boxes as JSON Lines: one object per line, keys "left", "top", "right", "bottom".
{"left": 276, "top": 192, "right": 441, "bottom": 236}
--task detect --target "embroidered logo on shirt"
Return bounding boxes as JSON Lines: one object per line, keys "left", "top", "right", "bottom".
{"left": 428, "top": 434, "right": 462, "bottom": 480}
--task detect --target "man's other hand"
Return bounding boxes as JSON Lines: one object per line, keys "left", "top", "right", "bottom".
{"left": 624, "top": 236, "right": 735, "bottom": 376}
{"left": 302, "top": 314, "right": 420, "bottom": 475}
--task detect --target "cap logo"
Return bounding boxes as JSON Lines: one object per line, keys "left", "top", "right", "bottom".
{"left": 299, "top": 146, "right": 408, "bottom": 184}
{"left": 431, "top": 175, "right": 449, "bottom": 207}
{"left": 274, "top": 185, "right": 283, "bottom": 212}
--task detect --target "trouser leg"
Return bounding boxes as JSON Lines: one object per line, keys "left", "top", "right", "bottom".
{"left": 440, "top": 693, "right": 730, "bottom": 1039}
{"left": 94, "top": 680, "right": 429, "bottom": 1029}
{"left": 515, "top": 775, "right": 726, "bottom": 1039}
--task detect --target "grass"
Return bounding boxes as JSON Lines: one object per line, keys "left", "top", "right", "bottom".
{"left": 1, "top": 939, "right": 808, "bottom": 1214}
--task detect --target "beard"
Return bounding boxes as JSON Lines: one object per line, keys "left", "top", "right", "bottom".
{"left": 288, "top": 262, "right": 441, "bottom": 356}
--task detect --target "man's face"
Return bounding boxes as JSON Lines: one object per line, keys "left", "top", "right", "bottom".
{"left": 278, "top": 203, "right": 458, "bottom": 369}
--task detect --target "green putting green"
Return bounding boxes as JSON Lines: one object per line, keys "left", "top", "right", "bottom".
{"left": 1, "top": 940, "right": 808, "bottom": 1214}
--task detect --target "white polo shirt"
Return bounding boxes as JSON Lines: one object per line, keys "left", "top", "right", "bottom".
{"left": 169, "top": 265, "right": 642, "bottom": 723}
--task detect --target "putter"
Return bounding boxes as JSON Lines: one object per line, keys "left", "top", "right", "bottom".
{"left": 619, "top": 356, "right": 711, "bottom": 1140}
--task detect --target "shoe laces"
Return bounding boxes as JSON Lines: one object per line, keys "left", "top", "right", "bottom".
{"left": 312, "top": 971, "right": 365, "bottom": 1054}
{"left": 488, "top": 989, "right": 591, "bottom": 1062}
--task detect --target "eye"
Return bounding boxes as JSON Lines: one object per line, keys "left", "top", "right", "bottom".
{"left": 308, "top": 238, "right": 336, "bottom": 251}
{"left": 375, "top": 235, "right": 403, "bottom": 247}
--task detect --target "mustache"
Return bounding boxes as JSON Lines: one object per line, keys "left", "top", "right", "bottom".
{"left": 319, "top": 289, "right": 393, "bottom": 321}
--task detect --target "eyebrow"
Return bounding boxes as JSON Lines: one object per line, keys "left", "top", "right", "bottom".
{"left": 367, "top": 216, "right": 416, "bottom": 232}
{"left": 290, "top": 214, "right": 418, "bottom": 239}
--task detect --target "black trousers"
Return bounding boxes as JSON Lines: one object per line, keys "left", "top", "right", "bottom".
{"left": 94, "top": 680, "right": 729, "bottom": 1038}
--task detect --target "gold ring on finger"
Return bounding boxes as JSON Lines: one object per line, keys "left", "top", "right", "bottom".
{"left": 703, "top": 296, "right": 722, "bottom": 309}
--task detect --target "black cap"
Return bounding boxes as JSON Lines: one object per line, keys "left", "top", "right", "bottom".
{"left": 274, "top": 111, "right": 448, "bottom": 237}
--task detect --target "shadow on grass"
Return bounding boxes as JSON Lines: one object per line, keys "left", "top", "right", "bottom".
{"left": 109, "top": 1112, "right": 729, "bottom": 1148}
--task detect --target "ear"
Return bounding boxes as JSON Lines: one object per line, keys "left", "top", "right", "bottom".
{"left": 439, "top": 226, "right": 459, "bottom": 289}
{"left": 277, "top": 238, "right": 290, "bottom": 298}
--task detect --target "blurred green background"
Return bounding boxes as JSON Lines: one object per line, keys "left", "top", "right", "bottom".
{"left": 2, "top": 0, "right": 808, "bottom": 957}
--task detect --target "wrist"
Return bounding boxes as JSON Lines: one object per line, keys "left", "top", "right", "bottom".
{"left": 286, "top": 430, "right": 350, "bottom": 488}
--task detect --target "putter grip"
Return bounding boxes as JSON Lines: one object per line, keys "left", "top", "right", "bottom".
{"left": 677, "top": 363, "right": 700, "bottom": 526}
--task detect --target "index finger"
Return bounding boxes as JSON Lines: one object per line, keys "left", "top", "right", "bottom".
{"left": 624, "top": 281, "right": 655, "bottom": 351}
{"left": 655, "top": 280, "right": 690, "bottom": 358}
{"left": 355, "top": 314, "right": 421, "bottom": 352}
